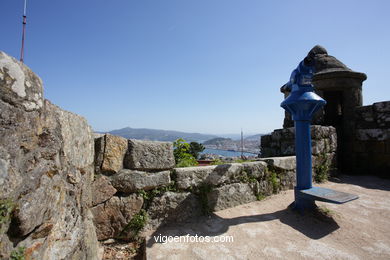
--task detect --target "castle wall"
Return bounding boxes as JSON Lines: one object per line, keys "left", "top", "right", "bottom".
{"left": 261, "top": 125, "right": 338, "bottom": 175}
{"left": 92, "top": 134, "right": 300, "bottom": 242}
{"left": 0, "top": 52, "right": 99, "bottom": 259}
{"left": 351, "top": 101, "right": 390, "bottom": 176}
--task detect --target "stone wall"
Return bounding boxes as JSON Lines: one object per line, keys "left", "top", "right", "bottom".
{"left": 0, "top": 51, "right": 302, "bottom": 259}
{"left": 261, "top": 125, "right": 337, "bottom": 174}
{"left": 351, "top": 101, "right": 390, "bottom": 176}
{"left": 0, "top": 50, "right": 356, "bottom": 259}
{"left": 0, "top": 52, "right": 99, "bottom": 259}
{"left": 92, "top": 134, "right": 176, "bottom": 240}
{"left": 92, "top": 133, "right": 302, "bottom": 243}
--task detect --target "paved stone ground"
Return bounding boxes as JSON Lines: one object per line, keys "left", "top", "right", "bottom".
{"left": 145, "top": 175, "right": 390, "bottom": 260}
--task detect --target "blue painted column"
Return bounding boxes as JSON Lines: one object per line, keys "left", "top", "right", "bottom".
{"left": 281, "top": 61, "right": 326, "bottom": 210}
{"left": 295, "top": 120, "right": 312, "bottom": 190}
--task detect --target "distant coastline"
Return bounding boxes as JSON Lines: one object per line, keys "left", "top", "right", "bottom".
{"left": 201, "top": 148, "right": 258, "bottom": 157}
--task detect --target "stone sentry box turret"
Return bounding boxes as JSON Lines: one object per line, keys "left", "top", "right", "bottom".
{"left": 281, "top": 45, "right": 367, "bottom": 172}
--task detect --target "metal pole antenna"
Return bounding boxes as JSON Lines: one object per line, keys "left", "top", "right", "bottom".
{"left": 20, "top": 0, "right": 27, "bottom": 63}
{"left": 241, "top": 128, "right": 244, "bottom": 159}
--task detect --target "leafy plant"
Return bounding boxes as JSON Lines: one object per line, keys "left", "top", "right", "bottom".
{"left": 137, "top": 190, "right": 150, "bottom": 201}
{"left": 10, "top": 246, "right": 25, "bottom": 260}
{"left": 314, "top": 153, "right": 330, "bottom": 183}
{"left": 137, "top": 180, "right": 178, "bottom": 209}
{"left": 267, "top": 171, "right": 280, "bottom": 194}
{"left": 210, "top": 159, "right": 224, "bottom": 165}
{"left": 189, "top": 142, "right": 205, "bottom": 159}
{"left": 173, "top": 138, "right": 199, "bottom": 167}
{"left": 239, "top": 174, "right": 257, "bottom": 184}
{"left": 176, "top": 154, "right": 198, "bottom": 167}
{"left": 256, "top": 193, "right": 266, "bottom": 201}
{"left": 122, "top": 210, "right": 148, "bottom": 238}
{"left": 0, "top": 199, "right": 14, "bottom": 231}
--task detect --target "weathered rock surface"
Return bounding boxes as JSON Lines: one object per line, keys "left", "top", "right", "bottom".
{"left": 95, "top": 134, "right": 128, "bottom": 174}
{"left": 207, "top": 183, "right": 257, "bottom": 211}
{"left": 252, "top": 180, "right": 273, "bottom": 196}
{"left": 147, "top": 192, "right": 201, "bottom": 228}
{"left": 356, "top": 129, "right": 390, "bottom": 141}
{"left": 242, "top": 161, "right": 268, "bottom": 178}
{"left": 175, "top": 166, "right": 216, "bottom": 189}
{"left": 307, "top": 45, "right": 352, "bottom": 75}
{"left": 0, "top": 51, "right": 98, "bottom": 259}
{"left": 261, "top": 126, "right": 337, "bottom": 157}
{"left": 110, "top": 169, "right": 171, "bottom": 193}
{"left": 206, "top": 163, "right": 244, "bottom": 186}
{"left": 258, "top": 157, "right": 296, "bottom": 191}
{"left": 0, "top": 51, "right": 44, "bottom": 111}
{"left": 259, "top": 156, "right": 296, "bottom": 171}
{"left": 124, "top": 139, "right": 175, "bottom": 171}
{"left": 91, "top": 194, "right": 143, "bottom": 240}
{"left": 175, "top": 162, "right": 268, "bottom": 190}
{"left": 352, "top": 101, "right": 390, "bottom": 176}
{"left": 92, "top": 175, "right": 117, "bottom": 206}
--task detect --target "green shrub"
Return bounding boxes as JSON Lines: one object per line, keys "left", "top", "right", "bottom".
{"left": 239, "top": 174, "right": 257, "bottom": 184}
{"left": 314, "top": 153, "right": 330, "bottom": 183}
{"left": 189, "top": 142, "right": 205, "bottom": 159}
{"left": 173, "top": 139, "right": 199, "bottom": 167}
{"left": 256, "top": 193, "right": 266, "bottom": 201}
{"left": 210, "top": 159, "right": 224, "bottom": 165}
{"left": 10, "top": 247, "right": 25, "bottom": 260}
{"left": 267, "top": 171, "right": 280, "bottom": 194}
{"left": 123, "top": 210, "right": 148, "bottom": 238}
{"left": 176, "top": 153, "right": 198, "bottom": 167}
{"left": 0, "top": 199, "right": 14, "bottom": 232}
{"left": 137, "top": 190, "right": 150, "bottom": 201}
{"left": 137, "top": 182, "right": 178, "bottom": 210}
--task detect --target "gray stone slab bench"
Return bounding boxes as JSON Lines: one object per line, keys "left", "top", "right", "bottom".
{"left": 298, "top": 186, "right": 359, "bottom": 204}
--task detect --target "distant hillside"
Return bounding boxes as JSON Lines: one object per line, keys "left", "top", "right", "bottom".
{"left": 203, "top": 137, "right": 260, "bottom": 154}
{"left": 203, "top": 137, "right": 235, "bottom": 146}
{"left": 101, "top": 127, "right": 217, "bottom": 142}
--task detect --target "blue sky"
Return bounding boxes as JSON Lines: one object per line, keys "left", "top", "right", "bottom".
{"left": 1, "top": 0, "right": 390, "bottom": 135}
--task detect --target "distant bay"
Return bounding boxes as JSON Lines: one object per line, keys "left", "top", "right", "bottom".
{"left": 201, "top": 148, "right": 258, "bottom": 157}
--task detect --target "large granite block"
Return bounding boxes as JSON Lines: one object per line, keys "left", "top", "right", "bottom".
{"left": 147, "top": 192, "right": 201, "bottom": 228}
{"left": 110, "top": 169, "right": 171, "bottom": 193}
{"left": 124, "top": 139, "right": 175, "bottom": 171}
{"left": 91, "top": 194, "right": 143, "bottom": 240}
{"left": 92, "top": 175, "right": 117, "bottom": 206}
{"left": 207, "top": 183, "right": 257, "bottom": 211}
{"left": 96, "top": 134, "right": 128, "bottom": 174}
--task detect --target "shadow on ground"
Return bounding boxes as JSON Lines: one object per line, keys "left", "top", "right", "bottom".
{"left": 146, "top": 204, "right": 339, "bottom": 248}
{"left": 330, "top": 175, "right": 390, "bottom": 191}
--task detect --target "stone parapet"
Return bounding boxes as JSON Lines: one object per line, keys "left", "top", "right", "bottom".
{"left": 350, "top": 101, "right": 390, "bottom": 176}
{"left": 261, "top": 125, "right": 337, "bottom": 157}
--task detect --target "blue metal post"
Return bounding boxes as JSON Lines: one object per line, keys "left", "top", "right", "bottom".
{"left": 280, "top": 56, "right": 358, "bottom": 210}
{"left": 295, "top": 120, "right": 312, "bottom": 190}
{"left": 281, "top": 61, "right": 326, "bottom": 210}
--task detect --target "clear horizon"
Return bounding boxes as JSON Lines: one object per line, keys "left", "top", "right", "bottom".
{"left": 2, "top": 0, "right": 390, "bottom": 134}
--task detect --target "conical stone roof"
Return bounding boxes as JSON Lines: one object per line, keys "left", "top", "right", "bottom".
{"left": 307, "top": 45, "right": 367, "bottom": 80}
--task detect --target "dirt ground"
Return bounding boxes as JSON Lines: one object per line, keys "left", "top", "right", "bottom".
{"left": 145, "top": 175, "right": 390, "bottom": 260}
